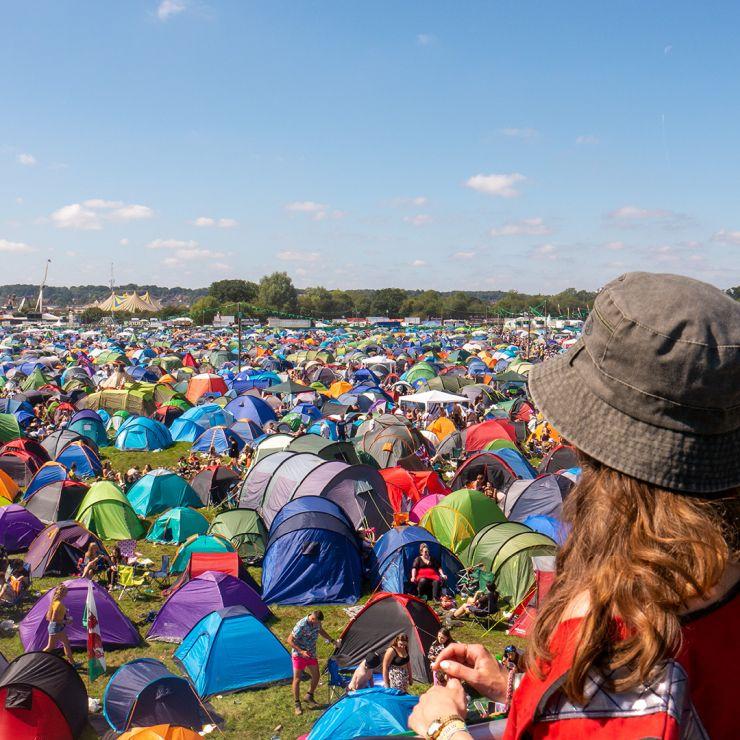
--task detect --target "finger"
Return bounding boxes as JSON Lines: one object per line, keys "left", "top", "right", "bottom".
{"left": 432, "top": 642, "right": 472, "bottom": 669}
{"left": 438, "top": 659, "right": 480, "bottom": 685}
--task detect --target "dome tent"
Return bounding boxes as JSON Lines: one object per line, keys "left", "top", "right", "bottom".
{"left": 190, "top": 465, "right": 240, "bottom": 507}
{"left": 262, "top": 497, "right": 363, "bottom": 606}
{"left": 67, "top": 409, "right": 109, "bottom": 447}
{"left": 20, "top": 578, "right": 140, "bottom": 650}
{"left": 41, "top": 429, "right": 90, "bottom": 459}
{"left": 56, "top": 441, "right": 103, "bottom": 478}
{"left": 0, "top": 651, "right": 88, "bottom": 740}
{"left": 207, "top": 508, "right": 267, "bottom": 560}
{"left": 115, "top": 416, "right": 173, "bottom": 451}
{"left": 103, "top": 659, "right": 208, "bottom": 733}
{"left": 25, "top": 520, "right": 107, "bottom": 577}
{"left": 147, "top": 506, "right": 209, "bottom": 544}
{"left": 170, "top": 533, "right": 236, "bottom": 574}
{"left": 503, "top": 474, "right": 574, "bottom": 523}
{"left": 23, "top": 460, "right": 69, "bottom": 499}
{"left": 126, "top": 469, "right": 201, "bottom": 517}
{"left": 420, "top": 488, "right": 505, "bottom": 554}
{"left": 450, "top": 449, "right": 535, "bottom": 493}
{"left": 76, "top": 481, "right": 145, "bottom": 540}
{"left": 192, "top": 425, "right": 245, "bottom": 455}
{"left": 24, "top": 480, "right": 88, "bottom": 524}
{"left": 147, "top": 571, "right": 270, "bottom": 642}
{"left": 0, "top": 504, "right": 44, "bottom": 552}
{"left": 174, "top": 605, "right": 292, "bottom": 697}
{"left": 119, "top": 726, "right": 201, "bottom": 740}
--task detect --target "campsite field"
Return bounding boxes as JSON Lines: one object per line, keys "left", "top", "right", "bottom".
{"left": 0, "top": 445, "right": 525, "bottom": 738}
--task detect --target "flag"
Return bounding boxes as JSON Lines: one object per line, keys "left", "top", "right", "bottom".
{"left": 83, "top": 582, "right": 106, "bottom": 682}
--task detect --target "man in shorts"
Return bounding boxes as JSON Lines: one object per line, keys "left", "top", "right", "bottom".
{"left": 287, "top": 610, "right": 339, "bottom": 715}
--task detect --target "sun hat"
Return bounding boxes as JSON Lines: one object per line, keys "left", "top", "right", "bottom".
{"left": 528, "top": 272, "right": 740, "bottom": 495}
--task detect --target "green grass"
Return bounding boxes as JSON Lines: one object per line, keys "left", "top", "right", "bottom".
{"left": 100, "top": 442, "right": 193, "bottom": 475}
{"left": 1, "top": 530, "right": 525, "bottom": 739}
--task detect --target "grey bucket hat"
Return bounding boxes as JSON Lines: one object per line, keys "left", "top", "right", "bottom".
{"left": 528, "top": 272, "right": 740, "bottom": 495}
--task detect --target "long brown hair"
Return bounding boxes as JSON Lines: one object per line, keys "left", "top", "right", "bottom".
{"left": 529, "top": 454, "right": 737, "bottom": 703}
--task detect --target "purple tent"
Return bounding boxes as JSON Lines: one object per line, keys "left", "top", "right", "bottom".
{"left": 0, "top": 504, "right": 44, "bottom": 552}
{"left": 25, "top": 520, "right": 107, "bottom": 577}
{"left": 19, "top": 578, "right": 140, "bottom": 650}
{"left": 147, "top": 571, "right": 270, "bottom": 643}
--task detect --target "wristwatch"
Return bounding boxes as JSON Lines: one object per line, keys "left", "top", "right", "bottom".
{"left": 426, "top": 715, "right": 467, "bottom": 740}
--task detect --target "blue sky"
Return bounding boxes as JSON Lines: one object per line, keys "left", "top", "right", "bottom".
{"left": 1, "top": 1, "right": 738, "bottom": 291}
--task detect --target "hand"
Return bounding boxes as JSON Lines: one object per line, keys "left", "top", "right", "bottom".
{"left": 301, "top": 650, "right": 311, "bottom": 659}
{"left": 432, "top": 643, "right": 509, "bottom": 702}
{"left": 408, "top": 678, "right": 469, "bottom": 737}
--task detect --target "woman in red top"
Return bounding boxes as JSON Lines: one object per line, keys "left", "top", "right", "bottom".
{"left": 410, "top": 273, "right": 739, "bottom": 740}
{"left": 411, "top": 544, "right": 448, "bottom": 601}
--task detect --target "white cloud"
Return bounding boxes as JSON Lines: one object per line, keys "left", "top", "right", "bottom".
{"left": 453, "top": 250, "right": 476, "bottom": 259}
{"left": 465, "top": 173, "right": 526, "bottom": 198}
{"left": 0, "top": 239, "right": 35, "bottom": 253}
{"left": 156, "top": 0, "right": 186, "bottom": 21}
{"left": 531, "top": 243, "right": 558, "bottom": 260}
{"left": 313, "top": 210, "right": 346, "bottom": 221}
{"left": 605, "top": 240, "right": 625, "bottom": 250}
{"left": 193, "top": 216, "right": 238, "bottom": 228}
{"left": 490, "top": 217, "right": 550, "bottom": 237}
{"left": 148, "top": 238, "right": 198, "bottom": 250}
{"left": 403, "top": 214, "right": 431, "bottom": 227}
{"left": 608, "top": 205, "right": 673, "bottom": 220}
{"left": 712, "top": 229, "right": 740, "bottom": 245}
{"left": 394, "top": 196, "right": 427, "bottom": 207}
{"left": 212, "top": 262, "right": 231, "bottom": 272}
{"left": 50, "top": 199, "right": 153, "bottom": 230}
{"left": 417, "top": 33, "right": 436, "bottom": 46}
{"left": 65, "top": 250, "right": 78, "bottom": 258}
{"left": 285, "top": 201, "right": 344, "bottom": 221}
{"left": 499, "top": 127, "right": 538, "bottom": 140}
{"left": 277, "top": 250, "right": 321, "bottom": 262}
{"left": 410, "top": 259, "right": 427, "bottom": 267}
{"left": 17, "top": 153, "right": 37, "bottom": 166}
{"left": 576, "top": 134, "right": 599, "bottom": 145}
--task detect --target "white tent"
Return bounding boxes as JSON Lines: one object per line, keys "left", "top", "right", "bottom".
{"left": 398, "top": 390, "right": 471, "bottom": 407}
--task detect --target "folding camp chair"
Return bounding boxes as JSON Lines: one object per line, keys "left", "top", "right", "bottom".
{"left": 118, "top": 539, "right": 138, "bottom": 565}
{"left": 150, "top": 554, "right": 171, "bottom": 587}
{"left": 326, "top": 657, "right": 351, "bottom": 703}
{"left": 117, "top": 565, "right": 153, "bottom": 601}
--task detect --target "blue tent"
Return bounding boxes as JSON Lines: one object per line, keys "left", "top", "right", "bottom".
{"left": 68, "top": 411, "right": 109, "bottom": 448}
{"left": 174, "top": 605, "right": 291, "bottom": 697}
{"left": 103, "top": 658, "right": 206, "bottom": 732}
{"left": 224, "top": 395, "right": 277, "bottom": 426}
{"left": 192, "top": 426, "right": 245, "bottom": 455}
{"left": 147, "top": 506, "right": 209, "bottom": 544}
{"left": 370, "top": 525, "right": 462, "bottom": 594}
{"left": 229, "top": 419, "right": 264, "bottom": 444}
{"left": 56, "top": 442, "right": 103, "bottom": 479}
{"left": 522, "top": 514, "right": 570, "bottom": 545}
{"left": 23, "top": 461, "right": 68, "bottom": 500}
{"left": 170, "top": 404, "right": 234, "bottom": 442}
{"left": 115, "top": 417, "right": 173, "bottom": 451}
{"left": 494, "top": 447, "right": 538, "bottom": 479}
{"left": 308, "top": 687, "right": 418, "bottom": 740}
{"left": 127, "top": 469, "right": 202, "bottom": 516}
{"left": 262, "top": 497, "right": 362, "bottom": 605}
{"left": 169, "top": 418, "right": 205, "bottom": 443}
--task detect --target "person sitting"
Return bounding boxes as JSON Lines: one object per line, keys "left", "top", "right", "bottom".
{"left": 348, "top": 651, "right": 381, "bottom": 691}
{"left": 0, "top": 561, "right": 30, "bottom": 603}
{"left": 410, "top": 544, "right": 447, "bottom": 601}
{"left": 80, "top": 542, "right": 107, "bottom": 580}
{"left": 106, "top": 545, "right": 123, "bottom": 591}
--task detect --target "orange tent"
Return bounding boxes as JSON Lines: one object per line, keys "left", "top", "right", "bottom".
{"left": 426, "top": 416, "right": 456, "bottom": 442}
{"left": 185, "top": 373, "right": 228, "bottom": 403}
{"left": 120, "top": 725, "right": 202, "bottom": 740}
{"left": 0, "top": 469, "right": 19, "bottom": 502}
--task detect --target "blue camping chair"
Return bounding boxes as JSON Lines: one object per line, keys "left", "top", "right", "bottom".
{"left": 326, "top": 657, "right": 351, "bottom": 702}
{"left": 150, "top": 554, "right": 171, "bottom": 587}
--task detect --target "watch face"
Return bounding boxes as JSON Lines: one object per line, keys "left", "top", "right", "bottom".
{"left": 427, "top": 720, "right": 442, "bottom": 737}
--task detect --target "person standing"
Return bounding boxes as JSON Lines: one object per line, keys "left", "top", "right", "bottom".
{"left": 287, "top": 610, "right": 339, "bottom": 715}
{"left": 43, "top": 584, "right": 75, "bottom": 664}
{"left": 382, "top": 633, "right": 413, "bottom": 692}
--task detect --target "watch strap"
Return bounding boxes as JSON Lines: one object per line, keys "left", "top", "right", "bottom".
{"left": 437, "top": 718, "right": 467, "bottom": 740}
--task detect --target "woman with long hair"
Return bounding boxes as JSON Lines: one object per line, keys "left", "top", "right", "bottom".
{"left": 409, "top": 273, "right": 739, "bottom": 740}
{"left": 383, "top": 633, "right": 413, "bottom": 692}
{"left": 44, "top": 584, "right": 75, "bottom": 664}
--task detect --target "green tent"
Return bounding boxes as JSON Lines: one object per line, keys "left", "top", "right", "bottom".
{"left": 484, "top": 439, "right": 518, "bottom": 453}
{"left": 170, "top": 533, "right": 235, "bottom": 574}
{"left": 208, "top": 508, "right": 267, "bottom": 561}
{"left": 420, "top": 489, "right": 505, "bottom": 554}
{"left": 405, "top": 362, "right": 438, "bottom": 384}
{"left": 286, "top": 435, "right": 361, "bottom": 465}
{"left": 21, "top": 368, "right": 50, "bottom": 391}
{"left": 463, "top": 522, "right": 557, "bottom": 607}
{"left": 147, "top": 506, "right": 209, "bottom": 544}
{"left": 76, "top": 481, "right": 145, "bottom": 540}
{"left": 0, "top": 414, "right": 21, "bottom": 444}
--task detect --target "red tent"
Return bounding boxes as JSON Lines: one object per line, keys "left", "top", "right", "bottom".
{"left": 380, "top": 467, "right": 450, "bottom": 512}
{"left": 507, "top": 555, "right": 556, "bottom": 638}
{"left": 463, "top": 419, "right": 517, "bottom": 452}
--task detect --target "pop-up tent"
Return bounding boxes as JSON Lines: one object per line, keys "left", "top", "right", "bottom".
{"left": 23, "top": 461, "right": 69, "bottom": 499}
{"left": 333, "top": 593, "right": 440, "bottom": 682}
{"left": 190, "top": 465, "right": 240, "bottom": 507}
{"left": 20, "top": 578, "right": 140, "bottom": 650}
{"left": 148, "top": 571, "right": 270, "bottom": 642}
{"left": 103, "top": 658, "right": 208, "bottom": 733}
{"left": 0, "top": 504, "right": 44, "bottom": 552}
{"left": 207, "top": 508, "right": 267, "bottom": 560}
{"left": 261, "top": 497, "right": 363, "bottom": 606}
{"left": 450, "top": 449, "right": 535, "bottom": 493}
{"left": 174, "top": 605, "right": 292, "bottom": 697}
{"left": 76, "top": 481, "right": 145, "bottom": 540}
{"left": 127, "top": 469, "right": 201, "bottom": 517}
{"left": 56, "top": 441, "right": 103, "bottom": 479}
{"left": 25, "top": 520, "right": 107, "bottom": 577}
{"left": 419, "top": 488, "right": 505, "bottom": 554}
{"left": 24, "top": 480, "right": 88, "bottom": 524}
{"left": 147, "top": 506, "right": 209, "bottom": 544}
{"left": 0, "top": 651, "right": 88, "bottom": 740}
{"left": 68, "top": 410, "right": 109, "bottom": 448}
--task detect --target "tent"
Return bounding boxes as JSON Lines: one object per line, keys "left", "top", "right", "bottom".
{"left": 127, "top": 469, "right": 201, "bottom": 517}
{"left": 409, "top": 492, "right": 447, "bottom": 523}
{"left": 370, "top": 525, "right": 462, "bottom": 594}
{"left": 148, "top": 571, "right": 270, "bottom": 642}
{"left": 20, "top": 578, "right": 140, "bottom": 650}
{"left": 0, "top": 468, "right": 19, "bottom": 504}
{"left": 23, "top": 460, "right": 69, "bottom": 499}
{"left": 24, "top": 480, "right": 88, "bottom": 524}
{"left": 379, "top": 467, "right": 450, "bottom": 513}
{"left": 0, "top": 504, "right": 44, "bottom": 552}
{"left": 0, "top": 652, "right": 88, "bottom": 740}
{"left": 103, "top": 659, "right": 207, "bottom": 733}
{"left": 170, "top": 404, "right": 235, "bottom": 442}
{"left": 185, "top": 373, "right": 228, "bottom": 403}
{"left": 147, "top": 506, "right": 209, "bottom": 544}
{"left": 170, "top": 533, "right": 236, "bottom": 574}
{"left": 25, "top": 520, "right": 107, "bottom": 577}
{"left": 507, "top": 555, "right": 557, "bottom": 638}
{"left": 419, "top": 488, "right": 505, "bottom": 553}
{"left": 56, "top": 441, "right": 103, "bottom": 478}
{"left": 450, "top": 449, "right": 535, "bottom": 493}
{"left": 207, "top": 508, "right": 267, "bottom": 560}
{"left": 398, "top": 389, "right": 470, "bottom": 407}
{"left": 67, "top": 410, "right": 109, "bottom": 448}
{"left": 307, "top": 687, "right": 418, "bottom": 740}
{"left": 224, "top": 395, "right": 277, "bottom": 426}
{"left": 41, "top": 429, "right": 90, "bottom": 459}
{"left": 0, "top": 451, "right": 44, "bottom": 488}
{"left": 192, "top": 426, "right": 245, "bottom": 455}
{"left": 333, "top": 593, "right": 440, "bottom": 682}
{"left": 537, "top": 444, "right": 579, "bottom": 474}
{"left": 76, "top": 481, "right": 145, "bottom": 540}
{"left": 355, "top": 415, "right": 434, "bottom": 470}
{"left": 522, "top": 514, "right": 569, "bottom": 545}
{"left": 174, "top": 606, "right": 292, "bottom": 697}
{"left": 462, "top": 419, "right": 517, "bottom": 451}
{"left": 262, "top": 497, "right": 362, "bottom": 605}
{"left": 286, "top": 434, "right": 361, "bottom": 465}
{"left": 503, "top": 474, "right": 574, "bottom": 523}
{"left": 190, "top": 465, "right": 240, "bottom": 507}
{"left": 115, "top": 417, "right": 173, "bottom": 451}
{"left": 463, "top": 522, "right": 558, "bottom": 606}
{"left": 119, "top": 726, "right": 202, "bottom": 740}
{"left": 0, "top": 413, "right": 21, "bottom": 444}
